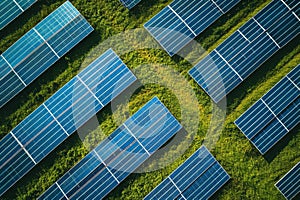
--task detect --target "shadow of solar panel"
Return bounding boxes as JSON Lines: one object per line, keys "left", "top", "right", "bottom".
{"left": 144, "top": 146, "right": 230, "bottom": 200}
{"left": 0, "top": 1, "right": 93, "bottom": 108}
{"left": 235, "top": 65, "right": 300, "bottom": 154}
{"left": 119, "top": 0, "right": 142, "bottom": 9}
{"left": 276, "top": 162, "right": 300, "bottom": 200}
{"left": 144, "top": 0, "right": 241, "bottom": 56}
{"left": 189, "top": 0, "right": 300, "bottom": 103}
{"left": 38, "top": 97, "right": 182, "bottom": 200}
{"left": 0, "top": 0, "right": 37, "bottom": 30}
{"left": 0, "top": 48, "right": 137, "bottom": 196}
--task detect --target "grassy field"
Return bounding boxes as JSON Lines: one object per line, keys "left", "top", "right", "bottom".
{"left": 0, "top": 0, "right": 299, "bottom": 199}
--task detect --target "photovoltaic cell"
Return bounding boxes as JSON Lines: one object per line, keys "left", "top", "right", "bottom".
{"left": 144, "top": 146, "right": 230, "bottom": 200}
{"left": 235, "top": 65, "right": 300, "bottom": 154}
{"left": 0, "top": 48, "right": 137, "bottom": 196}
{"left": 0, "top": 0, "right": 37, "bottom": 30}
{"left": 38, "top": 97, "right": 182, "bottom": 200}
{"left": 144, "top": 0, "right": 241, "bottom": 56}
{"left": 275, "top": 162, "right": 300, "bottom": 200}
{"left": 189, "top": 0, "right": 300, "bottom": 103}
{"left": 119, "top": 0, "right": 142, "bottom": 9}
{"left": 0, "top": 1, "right": 93, "bottom": 108}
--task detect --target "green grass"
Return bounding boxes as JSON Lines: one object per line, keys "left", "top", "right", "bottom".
{"left": 0, "top": 0, "right": 299, "bottom": 199}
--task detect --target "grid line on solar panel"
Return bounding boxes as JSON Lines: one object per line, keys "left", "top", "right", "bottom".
{"left": 55, "top": 182, "right": 69, "bottom": 199}
{"left": 275, "top": 162, "right": 300, "bottom": 200}
{"left": 76, "top": 76, "right": 105, "bottom": 107}
{"left": 123, "top": 124, "right": 151, "bottom": 156}
{"left": 42, "top": 103, "right": 70, "bottom": 137}
{"left": 260, "top": 99, "right": 289, "bottom": 131}
{"left": 0, "top": 1, "right": 93, "bottom": 109}
{"left": 252, "top": 17, "right": 281, "bottom": 48}
{"left": 168, "top": 177, "right": 187, "bottom": 200}
{"left": 189, "top": 0, "right": 300, "bottom": 103}
{"left": 38, "top": 97, "right": 182, "bottom": 200}
{"left": 144, "top": 146, "right": 230, "bottom": 200}
{"left": 235, "top": 65, "right": 300, "bottom": 154}
{"left": 92, "top": 150, "right": 121, "bottom": 183}
{"left": 287, "top": 76, "right": 300, "bottom": 90}
{"left": 0, "top": 0, "right": 37, "bottom": 30}
{"left": 0, "top": 48, "right": 136, "bottom": 196}
{"left": 32, "top": 28, "right": 60, "bottom": 58}
{"left": 119, "top": 0, "right": 142, "bottom": 9}
{"left": 211, "top": 0, "right": 225, "bottom": 14}
{"left": 167, "top": 5, "right": 197, "bottom": 36}
{"left": 144, "top": 0, "right": 240, "bottom": 56}
{"left": 214, "top": 49, "right": 243, "bottom": 80}
{"left": 9, "top": 131, "right": 37, "bottom": 164}
{"left": 12, "top": 0, "right": 24, "bottom": 11}
{"left": 0, "top": 54, "right": 27, "bottom": 86}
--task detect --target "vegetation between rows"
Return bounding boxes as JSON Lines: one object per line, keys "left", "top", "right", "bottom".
{"left": 0, "top": 0, "right": 299, "bottom": 199}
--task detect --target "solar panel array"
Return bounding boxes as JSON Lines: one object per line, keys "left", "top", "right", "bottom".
{"left": 144, "top": 0, "right": 241, "bottom": 56}
{"left": 0, "top": 1, "right": 93, "bottom": 108}
{"left": 119, "top": 0, "right": 142, "bottom": 9}
{"left": 39, "top": 97, "right": 182, "bottom": 200}
{"left": 0, "top": 48, "right": 137, "bottom": 196}
{"left": 189, "top": 0, "right": 300, "bottom": 103}
{"left": 144, "top": 145, "right": 230, "bottom": 200}
{"left": 235, "top": 65, "right": 300, "bottom": 154}
{"left": 0, "top": 0, "right": 37, "bottom": 30}
{"left": 276, "top": 162, "right": 300, "bottom": 200}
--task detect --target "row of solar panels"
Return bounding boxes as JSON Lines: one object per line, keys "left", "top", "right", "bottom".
{"left": 144, "top": 0, "right": 299, "bottom": 103}
{"left": 145, "top": 1, "right": 300, "bottom": 199}
{"left": 1, "top": 0, "right": 299, "bottom": 199}
{"left": 0, "top": 1, "right": 94, "bottom": 108}
{"left": 0, "top": 0, "right": 37, "bottom": 30}
{"left": 0, "top": 0, "right": 139, "bottom": 30}
{"left": 189, "top": 0, "right": 300, "bottom": 103}
{"left": 236, "top": 64, "right": 300, "bottom": 200}
{"left": 0, "top": 47, "right": 231, "bottom": 199}
{"left": 2, "top": 1, "right": 298, "bottom": 107}
{"left": 235, "top": 64, "right": 300, "bottom": 155}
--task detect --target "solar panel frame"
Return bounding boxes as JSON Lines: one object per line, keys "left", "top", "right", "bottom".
{"left": 119, "top": 0, "right": 142, "bottom": 9}
{"left": 189, "top": 0, "right": 300, "bottom": 103}
{"left": 275, "top": 162, "right": 300, "bottom": 200}
{"left": 144, "top": 145, "right": 230, "bottom": 200}
{"left": 0, "top": 48, "right": 137, "bottom": 196}
{"left": 235, "top": 65, "right": 300, "bottom": 154}
{"left": 0, "top": 0, "right": 37, "bottom": 30}
{"left": 144, "top": 0, "right": 241, "bottom": 56}
{"left": 0, "top": 1, "right": 94, "bottom": 109}
{"left": 38, "top": 97, "right": 182, "bottom": 200}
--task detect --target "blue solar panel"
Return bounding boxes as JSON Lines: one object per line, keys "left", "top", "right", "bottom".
{"left": 276, "top": 162, "right": 300, "bottom": 200}
{"left": 235, "top": 65, "right": 300, "bottom": 154}
{"left": 119, "top": 0, "right": 142, "bottom": 9}
{"left": 0, "top": 1, "right": 93, "bottom": 108}
{"left": 144, "top": 146, "right": 230, "bottom": 200}
{"left": 0, "top": 0, "right": 37, "bottom": 30}
{"left": 189, "top": 0, "right": 300, "bottom": 103}
{"left": 38, "top": 97, "right": 182, "bottom": 200}
{"left": 144, "top": 0, "right": 241, "bottom": 56}
{"left": 0, "top": 48, "right": 137, "bottom": 196}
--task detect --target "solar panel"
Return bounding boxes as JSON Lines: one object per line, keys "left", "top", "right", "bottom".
{"left": 119, "top": 0, "right": 142, "bottom": 9}
{"left": 189, "top": 0, "right": 300, "bottom": 103}
{"left": 144, "top": 0, "right": 241, "bottom": 56}
{"left": 0, "top": 0, "right": 37, "bottom": 30}
{"left": 275, "top": 162, "right": 300, "bottom": 200}
{"left": 38, "top": 97, "right": 182, "bottom": 200}
{"left": 235, "top": 65, "right": 300, "bottom": 154}
{"left": 0, "top": 48, "right": 137, "bottom": 196}
{"left": 144, "top": 145, "right": 230, "bottom": 200}
{"left": 0, "top": 1, "right": 93, "bottom": 108}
